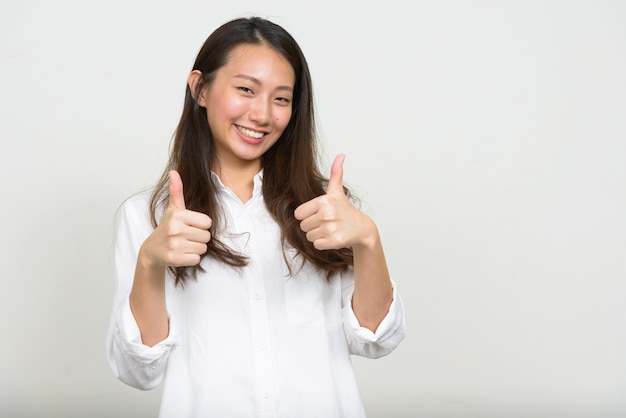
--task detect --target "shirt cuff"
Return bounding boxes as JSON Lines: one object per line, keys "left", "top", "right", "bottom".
{"left": 343, "top": 279, "right": 404, "bottom": 343}
{"left": 117, "top": 297, "right": 178, "bottom": 363}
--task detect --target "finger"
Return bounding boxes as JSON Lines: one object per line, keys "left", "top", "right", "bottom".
{"left": 165, "top": 238, "right": 208, "bottom": 267}
{"left": 185, "top": 227, "right": 211, "bottom": 244}
{"left": 171, "top": 253, "right": 202, "bottom": 267}
{"left": 309, "top": 236, "right": 337, "bottom": 251}
{"left": 326, "top": 154, "right": 345, "bottom": 195}
{"left": 298, "top": 214, "right": 320, "bottom": 233}
{"left": 294, "top": 200, "right": 317, "bottom": 221}
{"left": 185, "top": 211, "right": 213, "bottom": 230}
{"left": 186, "top": 241, "right": 209, "bottom": 256}
{"left": 168, "top": 170, "right": 186, "bottom": 209}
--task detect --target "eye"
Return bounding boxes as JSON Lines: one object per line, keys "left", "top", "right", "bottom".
{"left": 275, "top": 96, "right": 291, "bottom": 105}
{"left": 238, "top": 86, "right": 253, "bottom": 94}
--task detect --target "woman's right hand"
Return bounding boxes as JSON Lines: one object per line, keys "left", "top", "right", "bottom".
{"left": 139, "top": 170, "right": 212, "bottom": 270}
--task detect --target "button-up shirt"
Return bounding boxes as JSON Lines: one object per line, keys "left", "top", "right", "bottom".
{"left": 107, "top": 172, "right": 405, "bottom": 418}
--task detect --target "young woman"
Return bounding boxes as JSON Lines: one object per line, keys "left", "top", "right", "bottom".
{"left": 107, "top": 16, "right": 405, "bottom": 418}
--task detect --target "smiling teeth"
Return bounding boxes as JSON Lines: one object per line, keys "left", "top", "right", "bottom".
{"left": 237, "top": 126, "right": 264, "bottom": 139}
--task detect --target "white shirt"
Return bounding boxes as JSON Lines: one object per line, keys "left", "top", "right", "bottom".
{"left": 107, "top": 172, "right": 405, "bottom": 418}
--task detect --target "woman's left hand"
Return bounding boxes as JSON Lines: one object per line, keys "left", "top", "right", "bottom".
{"left": 295, "top": 154, "right": 376, "bottom": 251}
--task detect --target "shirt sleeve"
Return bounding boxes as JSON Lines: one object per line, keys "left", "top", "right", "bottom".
{"left": 341, "top": 273, "right": 406, "bottom": 359}
{"left": 106, "top": 193, "right": 178, "bottom": 390}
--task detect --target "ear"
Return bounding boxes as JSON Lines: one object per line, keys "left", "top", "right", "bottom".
{"left": 187, "top": 70, "right": 207, "bottom": 106}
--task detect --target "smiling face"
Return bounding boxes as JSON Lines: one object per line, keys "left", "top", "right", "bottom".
{"left": 198, "top": 43, "right": 295, "bottom": 175}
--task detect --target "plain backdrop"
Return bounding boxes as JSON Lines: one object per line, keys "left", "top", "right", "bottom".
{"left": 1, "top": 1, "right": 625, "bottom": 417}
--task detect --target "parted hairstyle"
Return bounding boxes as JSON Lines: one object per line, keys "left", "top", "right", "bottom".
{"left": 149, "top": 16, "right": 354, "bottom": 285}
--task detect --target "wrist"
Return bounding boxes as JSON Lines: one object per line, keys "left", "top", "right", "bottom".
{"left": 137, "top": 244, "right": 167, "bottom": 274}
{"left": 353, "top": 219, "right": 380, "bottom": 252}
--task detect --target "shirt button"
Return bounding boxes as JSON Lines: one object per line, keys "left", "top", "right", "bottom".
{"left": 254, "top": 293, "right": 260, "bottom": 300}
{"left": 262, "top": 391, "right": 270, "bottom": 399}
{"left": 260, "top": 343, "right": 267, "bottom": 349}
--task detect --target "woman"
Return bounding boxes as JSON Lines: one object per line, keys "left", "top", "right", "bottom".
{"left": 107, "top": 16, "right": 405, "bottom": 418}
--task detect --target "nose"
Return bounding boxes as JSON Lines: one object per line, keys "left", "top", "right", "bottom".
{"left": 248, "top": 98, "right": 270, "bottom": 125}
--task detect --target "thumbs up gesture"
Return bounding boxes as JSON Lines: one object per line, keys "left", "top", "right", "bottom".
{"left": 295, "top": 154, "right": 376, "bottom": 251}
{"left": 139, "top": 170, "right": 213, "bottom": 268}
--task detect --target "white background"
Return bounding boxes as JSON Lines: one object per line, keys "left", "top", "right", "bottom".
{"left": 1, "top": 1, "right": 625, "bottom": 417}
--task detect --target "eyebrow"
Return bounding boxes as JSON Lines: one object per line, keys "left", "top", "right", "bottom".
{"left": 234, "top": 74, "right": 293, "bottom": 92}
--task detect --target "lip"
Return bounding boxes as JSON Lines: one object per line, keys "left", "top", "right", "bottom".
{"left": 235, "top": 125, "right": 266, "bottom": 145}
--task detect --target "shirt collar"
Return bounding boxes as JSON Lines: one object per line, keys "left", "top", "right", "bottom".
{"left": 210, "top": 169, "right": 264, "bottom": 199}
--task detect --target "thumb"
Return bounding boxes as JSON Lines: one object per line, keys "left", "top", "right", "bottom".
{"left": 326, "top": 154, "right": 345, "bottom": 194}
{"left": 168, "top": 170, "right": 186, "bottom": 209}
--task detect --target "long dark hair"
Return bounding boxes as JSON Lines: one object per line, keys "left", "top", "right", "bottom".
{"left": 150, "top": 16, "right": 353, "bottom": 285}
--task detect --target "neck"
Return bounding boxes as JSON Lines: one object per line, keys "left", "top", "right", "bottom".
{"left": 213, "top": 160, "right": 261, "bottom": 203}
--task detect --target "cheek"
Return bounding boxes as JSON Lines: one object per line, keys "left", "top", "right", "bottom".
{"left": 219, "top": 96, "right": 246, "bottom": 118}
{"left": 275, "top": 107, "right": 293, "bottom": 129}
{"left": 210, "top": 93, "right": 245, "bottom": 119}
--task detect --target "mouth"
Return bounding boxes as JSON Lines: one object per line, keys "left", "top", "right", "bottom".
{"left": 236, "top": 125, "right": 266, "bottom": 140}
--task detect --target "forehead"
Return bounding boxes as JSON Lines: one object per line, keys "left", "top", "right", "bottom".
{"left": 220, "top": 43, "right": 295, "bottom": 85}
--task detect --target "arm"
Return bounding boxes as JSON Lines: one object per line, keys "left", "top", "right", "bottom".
{"left": 130, "top": 170, "right": 212, "bottom": 346}
{"left": 129, "top": 260, "right": 168, "bottom": 346}
{"left": 295, "top": 154, "right": 393, "bottom": 332}
{"left": 106, "top": 171, "right": 211, "bottom": 389}
{"left": 106, "top": 192, "right": 175, "bottom": 389}
{"left": 351, "top": 221, "right": 393, "bottom": 331}
{"left": 341, "top": 272, "right": 405, "bottom": 359}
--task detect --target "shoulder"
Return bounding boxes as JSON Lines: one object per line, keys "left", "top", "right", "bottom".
{"left": 120, "top": 189, "right": 153, "bottom": 213}
{"left": 116, "top": 189, "right": 158, "bottom": 228}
